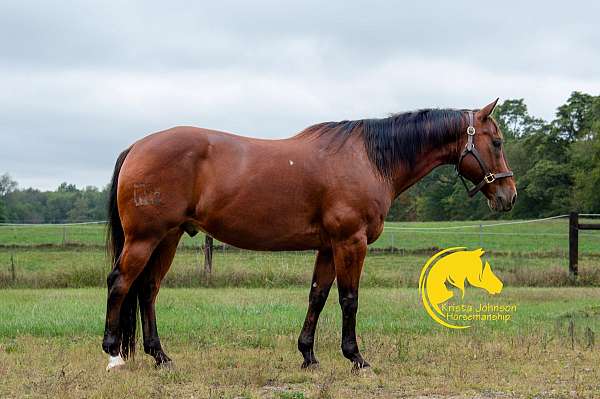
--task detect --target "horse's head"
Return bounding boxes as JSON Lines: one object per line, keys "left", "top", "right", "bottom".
{"left": 457, "top": 99, "right": 517, "bottom": 212}
{"left": 464, "top": 249, "right": 503, "bottom": 295}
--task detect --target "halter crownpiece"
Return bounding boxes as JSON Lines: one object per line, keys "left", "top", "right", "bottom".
{"left": 456, "top": 111, "right": 514, "bottom": 197}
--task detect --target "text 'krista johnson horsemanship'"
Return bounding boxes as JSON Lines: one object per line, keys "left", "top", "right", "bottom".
{"left": 102, "top": 99, "right": 516, "bottom": 371}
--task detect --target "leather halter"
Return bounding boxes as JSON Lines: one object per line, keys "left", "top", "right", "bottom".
{"left": 456, "top": 111, "right": 514, "bottom": 197}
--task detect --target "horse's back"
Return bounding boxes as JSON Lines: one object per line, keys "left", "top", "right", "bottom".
{"left": 116, "top": 126, "right": 329, "bottom": 249}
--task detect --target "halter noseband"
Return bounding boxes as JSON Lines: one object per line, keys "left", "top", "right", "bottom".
{"left": 456, "top": 111, "right": 514, "bottom": 197}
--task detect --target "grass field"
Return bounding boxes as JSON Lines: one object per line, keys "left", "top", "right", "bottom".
{"left": 1, "top": 219, "right": 599, "bottom": 397}
{"left": 3, "top": 248, "right": 600, "bottom": 290}
{"left": 1, "top": 217, "right": 599, "bottom": 289}
{"left": 2, "top": 218, "right": 600, "bottom": 253}
{"left": 2, "top": 287, "right": 600, "bottom": 398}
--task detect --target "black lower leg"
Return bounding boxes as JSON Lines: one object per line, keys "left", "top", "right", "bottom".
{"left": 339, "top": 290, "right": 369, "bottom": 369}
{"left": 139, "top": 283, "right": 171, "bottom": 366}
{"left": 103, "top": 268, "right": 122, "bottom": 356}
{"left": 298, "top": 284, "right": 332, "bottom": 367}
{"left": 298, "top": 249, "right": 335, "bottom": 368}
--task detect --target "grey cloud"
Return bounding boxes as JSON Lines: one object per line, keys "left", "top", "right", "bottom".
{"left": 0, "top": 0, "right": 599, "bottom": 190}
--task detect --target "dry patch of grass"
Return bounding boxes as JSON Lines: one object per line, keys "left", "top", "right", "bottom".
{"left": 3, "top": 287, "right": 600, "bottom": 397}
{"left": 2, "top": 332, "right": 600, "bottom": 398}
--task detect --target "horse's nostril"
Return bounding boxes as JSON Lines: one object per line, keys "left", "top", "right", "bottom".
{"left": 511, "top": 193, "right": 517, "bottom": 206}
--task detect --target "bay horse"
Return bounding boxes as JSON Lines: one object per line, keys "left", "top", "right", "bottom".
{"left": 102, "top": 99, "right": 516, "bottom": 371}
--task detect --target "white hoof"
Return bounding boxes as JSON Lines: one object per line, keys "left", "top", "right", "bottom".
{"left": 106, "top": 354, "right": 126, "bottom": 371}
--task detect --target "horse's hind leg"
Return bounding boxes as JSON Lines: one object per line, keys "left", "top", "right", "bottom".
{"left": 103, "top": 238, "right": 158, "bottom": 361}
{"left": 332, "top": 233, "right": 369, "bottom": 370}
{"left": 138, "top": 229, "right": 183, "bottom": 367}
{"left": 298, "top": 248, "right": 335, "bottom": 368}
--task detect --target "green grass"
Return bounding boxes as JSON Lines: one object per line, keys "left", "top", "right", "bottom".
{"left": 2, "top": 218, "right": 599, "bottom": 254}
{"left": 2, "top": 219, "right": 599, "bottom": 397}
{"left": 1, "top": 287, "right": 600, "bottom": 337}
{"left": 2, "top": 287, "right": 600, "bottom": 398}
{"left": 2, "top": 247, "right": 600, "bottom": 289}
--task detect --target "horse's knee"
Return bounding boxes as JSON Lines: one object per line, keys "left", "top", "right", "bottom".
{"left": 339, "top": 293, "right": 358, "bottom": 315}
{"left": 308, "top": 287, "right": 329, "bottom": 313}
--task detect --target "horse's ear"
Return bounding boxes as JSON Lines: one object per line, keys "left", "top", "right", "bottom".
{"left": 476, "top": 98, "right": 499, "bottom": 120}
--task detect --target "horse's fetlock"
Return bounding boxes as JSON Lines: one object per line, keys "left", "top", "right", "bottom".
{"left": 102, "top": 333, "right": 121, "bottom": 356}
{"left": 298, "top": 334, "right": 314, "bottom": 352}
{"left": 143, "top": 339, "right": 161, "bottom": 355}
{"left": 341, "top": 343, "right": 359, "bottom": 360}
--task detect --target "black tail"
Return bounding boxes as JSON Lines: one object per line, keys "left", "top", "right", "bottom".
{"left": 106, "top": 147, "right": 137, "bottom": 359}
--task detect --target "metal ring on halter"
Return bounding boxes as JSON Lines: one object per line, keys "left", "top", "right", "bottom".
{"left": 484, "top": 173, "right": 496, "bottom": 184}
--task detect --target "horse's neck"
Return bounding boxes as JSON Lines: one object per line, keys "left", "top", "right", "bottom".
{"left": 389, "top": 136, "right": 462, "bottom": 198}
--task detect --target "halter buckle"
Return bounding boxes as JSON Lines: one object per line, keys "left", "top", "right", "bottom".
{"left": 466, "top": 126, "right": 475, "bottom": 135}
{"left": 484, "top": 173, "right": 496, "bottom": 184}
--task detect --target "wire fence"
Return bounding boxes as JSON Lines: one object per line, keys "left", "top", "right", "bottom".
{"left": 1, "top": 214, "right": 599, "bottom": 253}
{"left": 1, "top": 214, "right": 599, "bottom": 288}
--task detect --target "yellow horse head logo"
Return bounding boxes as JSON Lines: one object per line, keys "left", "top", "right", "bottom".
{"left": 419, "top": 247, "right": 503, "bottom": 329}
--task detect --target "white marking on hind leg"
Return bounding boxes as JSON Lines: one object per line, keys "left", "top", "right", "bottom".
{"left": 106, "top": 354, "right": 126, "bottom": 371}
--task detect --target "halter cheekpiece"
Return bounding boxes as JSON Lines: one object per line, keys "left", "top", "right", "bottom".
{"left": 455, "top": 111, "right": 514, "bottom": 197}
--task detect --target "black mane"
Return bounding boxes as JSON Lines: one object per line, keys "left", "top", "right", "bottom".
{"left": 299, "top": 109, "right": 465, "bottom": 179}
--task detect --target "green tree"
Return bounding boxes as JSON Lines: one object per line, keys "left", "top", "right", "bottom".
{"left": 555, "top": 91, "right": 596, "bottom": 141}
{"left": 493, "top": 99, "right": 545, "bottom": 139}
{"left": 67, "top": 196, "right": 92, "bottom": 222}
{"left": 0, "top": 173, "right": 18, "bottom": 222}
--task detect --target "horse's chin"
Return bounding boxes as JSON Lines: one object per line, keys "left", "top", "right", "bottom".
{"left": 487, "top": 199, "right": 498, "bottom": 212}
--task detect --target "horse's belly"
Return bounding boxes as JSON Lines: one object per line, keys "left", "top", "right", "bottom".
{"left": 193, "top": 197, "right": 324, "bottom": 251}
{"left": 199, "top": 217, "right": 323, "bottom": 251}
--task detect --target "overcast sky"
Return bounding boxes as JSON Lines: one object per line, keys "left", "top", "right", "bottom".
{"left": 1, "top": 1, "right": 599, "bottom": 190}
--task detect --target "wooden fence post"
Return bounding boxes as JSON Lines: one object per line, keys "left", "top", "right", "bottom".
{"left": 569, "top": 212, "right": 578, "bottom": 277}
{"left": 204, "top": 235, "right": 213, "bottom": 274}
{"left": 10, "top": 252, "right": 16, "bottom": 283}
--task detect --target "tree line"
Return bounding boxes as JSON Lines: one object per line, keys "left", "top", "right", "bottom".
{"left": 1, "top": 91, "right": 599, "bottom": 223}
{"left": 388, "top": 91, "right": 600, "bottom": 220}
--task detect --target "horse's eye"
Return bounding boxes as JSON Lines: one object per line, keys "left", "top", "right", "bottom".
{"left": 492, "top": 140, "right": 502, "bottom": 149}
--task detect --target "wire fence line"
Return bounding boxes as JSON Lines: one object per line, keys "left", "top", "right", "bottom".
{"left": 0, "top": 214, "right": 598, "bottom": 255}
{"left": 3, "top": 213, "right": 595, "bottom": 228}
{"left": 0, "top": 221, "right": 107, "bottom": 227}
{"left": 383, "top": 214, "right": 573, "bottom": 231}
{"left": 1, "top": 213, "right": 599, "bottom": 288}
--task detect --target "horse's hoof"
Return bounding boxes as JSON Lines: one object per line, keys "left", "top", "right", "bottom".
{"left": 106, "top": 354, "right": 126, "bottom": 371}
{"left": 354, "top": 366, "right": 376, "bottom": 378}
{"left": 301, "top": 360, "right": 319, "bottom": 370}
{"left": 351, "top": 360, "right": 371, "bottom": 374}
{"left": 154, "top": 351, "right": 173, "bottom": 369}
{"left": 155, "top": 360, "right": 173, "bottom": 370}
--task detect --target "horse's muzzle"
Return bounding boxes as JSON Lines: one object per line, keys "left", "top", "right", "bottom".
{"left": 489, "top": 189, "right": 517, "bottom": 212}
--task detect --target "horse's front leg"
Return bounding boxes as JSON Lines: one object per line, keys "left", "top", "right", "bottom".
{"left": 332, "top": 232, "right": 369, "bottom": 370}
{"left": 298, "top": 248, "right": 336, "bottom": 368}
